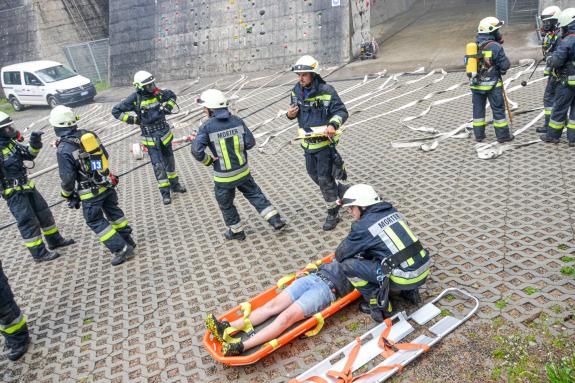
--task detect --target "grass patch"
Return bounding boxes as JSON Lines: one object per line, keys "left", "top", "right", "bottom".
{"left": 557, "top": 244, "right": 569, "bottom": 251}
{"left": 81, "top": 334, "right": 91, "bottom": 342}
{"left": 0, "top": 98, "right": 13, "bottom": 115}
{"left": 445, "top": 294, "right": 456, "bottom": 302}
{"left": 346, "top": 321, "right": 360, "bottom": 332}
{"left": 560, "top": 266, "right": 575, "bottom": 276}
{"left": 495, "top": 299, "right": 508, "bottom": 309}
{"left": 560, "top": 256, "right": 575, "bottom": 263}
{"left": 440, "top": 308, "right": 452, "bottom": 317}
{"left": 546, "top": 354, "right": 575, "bottom": 382}
{"left": 83, "top": 318, "right": 93, "bottom": 325}
{"left": 523, "top": 287, "right": 538, "bottom": 296}
{"left": 94, "top": 82, "right": 110, "bottom": 93}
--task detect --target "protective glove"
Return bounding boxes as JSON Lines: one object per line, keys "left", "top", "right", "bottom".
{"left": 64, "top": 191, "right": 80, "bottom": 209}
{"left": 159, "top": 102, "right": 174, "bottom": 114}
{"left": 29, "top": 131, "right": 44, "bottom": 149}
{"left": 126, "top": 115, "right": 140, "bottom": 125}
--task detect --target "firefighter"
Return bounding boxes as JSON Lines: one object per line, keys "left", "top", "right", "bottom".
{"left": 0, "top": 261, "right": 30, "bottom": 361}
{"left": 286, "top": 55, "right": 349, "bottom": 231}
{"left": 335, "top": 184, "right": 430, "bottom": 322}
{"left": 0, "top": 112, "right": 74, "bottom": 262}
{"left": 191, "top": 89, "right": 286, "bottom": 240}
{"left": 541, "top": 8, "right": 575, "bottom": 147}
{"left": 111, "top": 71, "right": 186, "bottom": 205}
{"left": 470, "top": 17, "right": 513, "bottom": 143}
{"left": 51, "top": 106, "right": 136, "bottom": 266}
{"left": 537, "top": 6, "right": 562, "bottom": 134}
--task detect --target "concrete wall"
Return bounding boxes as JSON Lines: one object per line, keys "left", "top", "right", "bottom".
{"left": 540, "top": 0, "right": 575, "bottom": 11}
{"left": 0, "top": 0, "right": 108, "bottom": 73}
{"left": 370, "top": 0, "right": 418, "bottom": 28}
{"left": 109, "top": 0, "right": 351, "bottom": 85}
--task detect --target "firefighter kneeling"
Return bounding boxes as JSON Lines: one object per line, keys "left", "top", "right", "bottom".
{"left": 335, "top": 184, "right": 431, "bottom": 322}
{"left": 51, "top": 106, "right": 136, "bottom": 266}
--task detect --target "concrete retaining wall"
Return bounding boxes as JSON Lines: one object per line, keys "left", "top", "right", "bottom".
{"left": 109, "top": 0, "right": 351, "bottom": 85}
{"left": 540, "top": 0, "right": 575, "bottom": 11}
{"left": 370, "top": 0, "right": 418, "bottom": 28}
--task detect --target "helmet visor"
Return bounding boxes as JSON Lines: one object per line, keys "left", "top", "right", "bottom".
{"left": 292, "top": 64, "right": 316, "bottom": 72}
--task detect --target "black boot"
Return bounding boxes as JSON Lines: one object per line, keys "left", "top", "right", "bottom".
{"left": 224, "top": 228, "right": 246, "bottom": 241}
{"left": 400, "top": 289, "right": 422, "bottom": 305}
{"left": 163, "top": 196, "right": 172, "bottom": 205}
{"left": 535, "top": 126, "right": 548, "bottom": 133}
{"left": 268, "top": 214, "right": 286, "bottom": 231}
{"left": 123, "top": 235, "right": 137, "bottom": 248}
{"left": 171, "top": 183, "right": 187, "bottom": 193}
{"left": 48, "top": 237, "right": 75, "bottom": 250}
{"left": 34, "top": 251, "right": 60, "bottom": 263}
{"left": 323, "top": 206, "right": 341, "bottom": 231}
{"left": 111, "top": 244, "right": 135, "bottom": 266}
{"left": 5, "top": 325, "right": 30, "bottom": 361}
{"left": 205, "top": 314, "right": 231, "bottom": 344}
{"left": 359, "top": 301, "right": 394, "bottom": 322}
{"left": 497, "top": 134, "right": 514, "bottom": 143}
{"left": 540, "top": 134, "right": 560, "bottom": 143}
{"left": 222, "top": 341, "right": 244, "bottom": 356}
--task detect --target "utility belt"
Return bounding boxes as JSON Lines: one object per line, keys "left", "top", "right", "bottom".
{"left": 1, "top": 177, "right": 34, "bottom": 198}
{"left": 77, "top": 178, "right": 110, "bottom": 201}
{"left": 140, "top": 120, "right": 169, "bottom": 136}
{"left": 379, "top": 241, "right": 424, "bottom": 277}
{"left": 316, "top": 271, "right": 338, "bottom": 297}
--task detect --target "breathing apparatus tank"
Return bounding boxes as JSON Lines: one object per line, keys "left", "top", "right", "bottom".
{"left": 80, "top": 132, "right": 110, "bottom": 176}
{"left": 465, "top": 42, "right": 479, "bottom": 80}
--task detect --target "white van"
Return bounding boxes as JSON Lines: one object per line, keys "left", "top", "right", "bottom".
{"left": 1, "top": 60, "right": 96, "bottom": 111}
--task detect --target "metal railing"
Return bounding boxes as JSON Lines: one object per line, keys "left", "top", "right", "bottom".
{"left": 63, "top": 38, "right": 109, "bottom": 83}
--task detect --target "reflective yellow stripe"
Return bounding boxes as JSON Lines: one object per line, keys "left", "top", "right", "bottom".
{"left": 158, "top": 181, "right": 170, "bottom": 188}
{"left": 167, "top": 172, "right": 178, "bottom": 179}
{"left": 219, "top": 138, "right": 231, "bottom": 170}
{"left": 111, "top": 220, "right": 129, "bottom": 230}
{"left": 399, "top": 221, "right": 417, "bottom": 242}
{"left": 493, "top": 121, "right": 509, "bottom": 128}
{"left": 2, "top": 143, "right": 14, "bottom": 155}
{"left": 141, "top": 140, "right": 155, "bottom": 146}
{"left": 121, "top": 113, "right": 130, "bottom": 122}
{"left": 549, "top": 121, "right": 564, "bottom": 130}
{"left": 390, "top": 268, "right": 430, "bottom": 285}
{"left": 473, "top": 121, "right": 486, "bottom": 126}
{"left": 61, "top": 190, "right": 72, "bottom": 198}
{"left": 25, "top": 238, "right": 43, "bottom": 248}
{"left": 100, "top": 228, "right": 117, "bottom": 242}
{"left": 201, "top": 155, "right": 212, "bottom": 165}
{"left": 420, "top": 249, "right": 427, "bottom": 258}
{"left": 213, "top": 167, "right": 250, "bottom": 183}
{"left": 406, "top": 257, "right": 415, "bottom": 266}
{"left": 329, "top": 115, "right": 343, "bottom": 126}
{"left": 162, "top": 132, "right": 173, "bottom": 145}
{"left": 0, "top": 315, "right": 26, "bottom": 334}
{"left": 351, "top": 280, "right": 369, "bottom": 287}
{"left": 167, "top": 99, "right": 176, "bottom": 107}
{"left": 233, "top": 135, "right": 244, "bottom": 166}
{"left": 42, "top": 227, "right": 59, "bottom": 236}
{"left": 384, "top": 226, "right": 405, "bottom": 250}
{"left": 301, "top": 139, "right": 332, "bottom": 150}
{"left": 369, "top": 298, "right": 378, "bottom": 305}
{"left": 140, "top": 97, "right": 158, "bottom": 107}
{"left": 304, "top": 94, "right": 332, "bottom": 102}
{"left": 79, "top": 186, "right": 108, "bottom": 200}
{"left": 29, "top": 146, "right": 40, "bottom": 155}
{"left": 483, "top": 51, "right": 493, "bottom": 58}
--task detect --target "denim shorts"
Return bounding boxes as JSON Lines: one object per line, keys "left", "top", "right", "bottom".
{"left": 284, "top": 274, "right": 337, "bottom": 318}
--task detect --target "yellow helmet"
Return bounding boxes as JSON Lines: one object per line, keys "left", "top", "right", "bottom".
{"left": 478, "top": 16, "right": 504, "bottom": 34}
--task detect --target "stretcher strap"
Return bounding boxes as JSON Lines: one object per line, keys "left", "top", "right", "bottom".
{"left": 277, "top": 260, "right": 325, "bottom": 289}
{"left": 378, "top": 319, "right": 430, "bottom": 358}
{"left": 222, "top": 302, "right": 255, "bottom": 343}
{"left": 326, "top": 337, "right": 361, "bottom": 383}
{"left": 304, "top": 313, "right": 325, "bottom": 337}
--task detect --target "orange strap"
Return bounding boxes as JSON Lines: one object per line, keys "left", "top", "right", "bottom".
{"left": 288, "top": 377, "right": 329, "bottom": 383}
{"left": 325, "top": 337, "right": 362, "bottom": 383}
{"left": 378, "top": 319, "right": 430, "bottom": 358}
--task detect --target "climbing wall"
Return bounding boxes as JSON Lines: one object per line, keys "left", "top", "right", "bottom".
{"left": 109, "top": 0, "right": 351, "bottom": 85}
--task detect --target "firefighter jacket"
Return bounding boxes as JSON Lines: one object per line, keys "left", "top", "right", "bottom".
{"left": 548, "top": 23, "right": 575, "bottom": 84}
{"left": 288, "top": 76, "right": 348, "bottom": 153}
{"left": 56, "top": 129, "right": 111, "bottom": 201}
{"left": 191, "top": 108, "right": 255, "bottom": 186}
{"left": 471, "top": 34, "right": 510, "bottom": 92}
{"left": 335, "top": 201, "right": 430, "bottom": 288}
{"left": 0, "top": 137, "right": 40, "bottom": 197}
{"left": 543, "top": 28, "right": 561, "bottom": 76}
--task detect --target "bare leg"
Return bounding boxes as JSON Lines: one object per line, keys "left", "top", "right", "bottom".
{"left": 242, "top": 302, "right": 305, "bottom": 351}
{"left": 229, "top": 291, "right": 293, "bottom": 328}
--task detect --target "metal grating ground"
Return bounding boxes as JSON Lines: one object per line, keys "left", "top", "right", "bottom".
{"left": 0, "top": 64, "right": 573, "bottom": 382}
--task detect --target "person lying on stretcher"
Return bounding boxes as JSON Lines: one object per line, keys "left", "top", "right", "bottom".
{"left": 205, "top": 261, "right": 354, "bottom": 356}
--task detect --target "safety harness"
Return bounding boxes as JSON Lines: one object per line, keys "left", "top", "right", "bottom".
{"left": 288, "top": 318, "right": 429, "bottom": 383}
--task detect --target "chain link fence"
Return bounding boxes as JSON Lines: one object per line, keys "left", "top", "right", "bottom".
{"left": 63, "top": 38, "right": 109, "bottom": 83}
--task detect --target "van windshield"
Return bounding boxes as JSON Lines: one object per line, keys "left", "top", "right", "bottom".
{"left": 35, "top": 65, "right": 77, "bottom": 83}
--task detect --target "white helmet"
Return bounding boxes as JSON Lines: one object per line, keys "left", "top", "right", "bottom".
{"left": 0, "top": 111, "right": 13, "bottom": 128}
{"left": 197, "top": 89, "right": 228, "bottom": 109}
{"left": 292, "top": 55, "right": 320, "bottom": 74}
{"left": 541, "top": 6, "right": 561, "bottom": 21}
{"left": 341, "top": 184, "right": 382, "bottom": 208}
{"left": 478, "top": 16, "right": 504, "bottom": 33}
{"left": 133, "top": 70, "right": 155, "bottom": 89}
{"left": 49, "top": 105, "right": 79, "bottom": 128}
{"left": 558, "top": 8, "right": 575, "bottom": 28}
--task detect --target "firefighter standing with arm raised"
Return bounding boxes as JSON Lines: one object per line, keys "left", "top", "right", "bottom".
{"left": 287, "top": 56, "right": 349, "bottom": 231}
{"left": 112, "top": 71, "right": 186, "bottom": 205}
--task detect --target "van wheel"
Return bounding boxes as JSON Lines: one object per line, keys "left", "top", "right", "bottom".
{"left": 48, "top": 96, "right": 59, "bottom": 109}
{"left": 9, "top": 96, "right": 23, "bottom": 111}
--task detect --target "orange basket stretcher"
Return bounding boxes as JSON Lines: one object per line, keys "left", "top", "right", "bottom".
{"left": 202, "top": 253, "right": 362, "bottom": 366}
